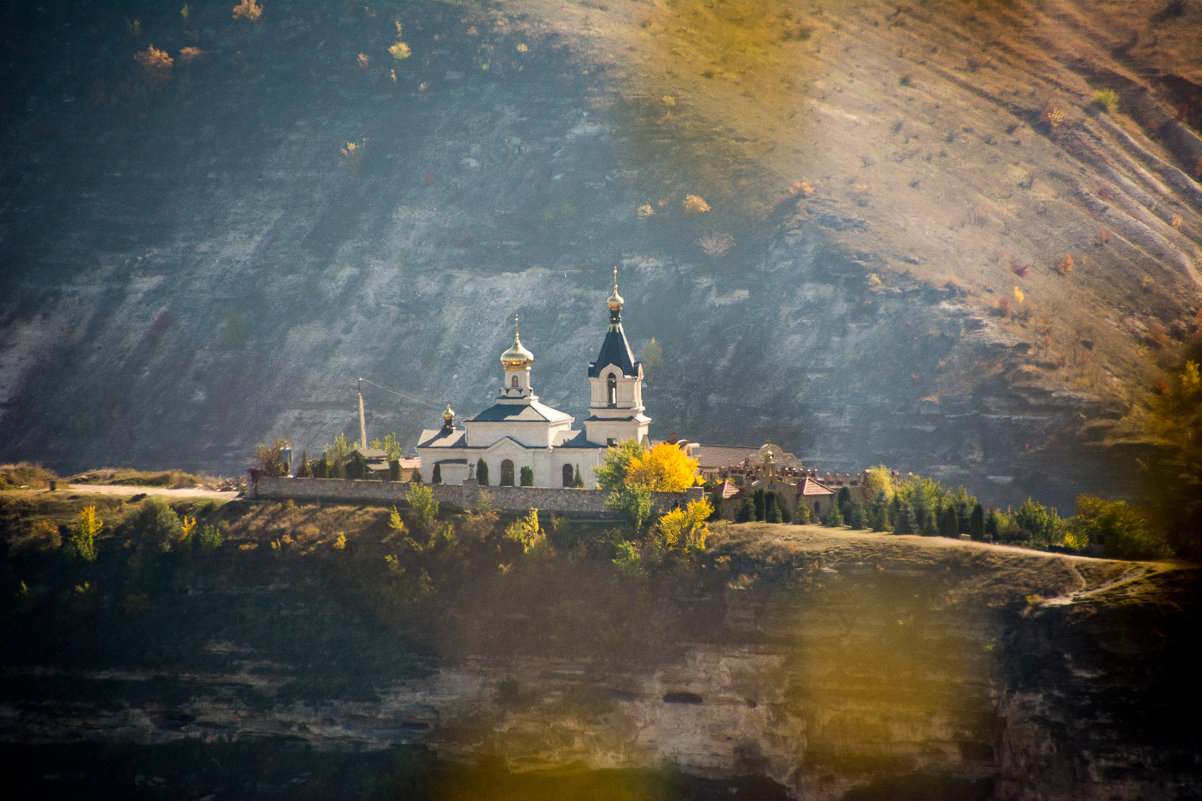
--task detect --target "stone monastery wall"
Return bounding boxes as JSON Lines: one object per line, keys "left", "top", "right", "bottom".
{"left": 250, "top": 475, "right": 704, "bottom": 519}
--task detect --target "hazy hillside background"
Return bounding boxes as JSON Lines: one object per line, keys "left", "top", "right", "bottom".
{"left": 1, "top": 0, "right": 1200, "bottom": 508}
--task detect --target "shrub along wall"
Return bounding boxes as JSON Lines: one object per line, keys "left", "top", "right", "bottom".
{"left": 249, "top": 475, "right": 703, "bottom": 520}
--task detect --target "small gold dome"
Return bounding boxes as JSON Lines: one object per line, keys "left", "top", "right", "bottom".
{"left": 607, "top": 265, "right": 624, "bottom": 311}
{"left": 607, "top": 287, "right": 624, "bottom": 311}
{"left": 500, "top": 333, "right": 533, "bottom": 368}
{"left": 442, "top": 403, "right": 455, "bottom": 422}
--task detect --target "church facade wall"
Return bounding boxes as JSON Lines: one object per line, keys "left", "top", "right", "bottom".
{"left": 250, "top": 474, "right": 703, "bottom": 519}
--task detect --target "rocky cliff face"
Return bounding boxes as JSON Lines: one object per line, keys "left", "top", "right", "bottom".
{"left": 1, "top": 0, "right": 1199, "bottom": 508}
{"left": 7, "top": 517, "right": 1197, "bottom": 799}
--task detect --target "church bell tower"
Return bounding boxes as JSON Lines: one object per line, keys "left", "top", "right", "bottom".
{"left": 584, "top": 268, "right": 650, "bottom": 446}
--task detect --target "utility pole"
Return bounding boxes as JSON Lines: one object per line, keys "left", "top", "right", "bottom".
{"left": 357, "top": 378, "right": 368, "bottom": 448}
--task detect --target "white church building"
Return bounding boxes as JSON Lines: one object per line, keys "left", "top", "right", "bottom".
{"left": 416, "top": 270, "right": 651, "bottom": 488}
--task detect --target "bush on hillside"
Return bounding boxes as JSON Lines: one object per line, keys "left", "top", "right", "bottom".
{"left": 123, "top": 497, "right": 185, "bottom": 553}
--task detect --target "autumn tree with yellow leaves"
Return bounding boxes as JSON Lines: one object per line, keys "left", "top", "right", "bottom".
{"left": 625, "top": 442, "right": 699, "bottom": 492}
{"left": 652, "top": 499, "right": 713, "bottom": 557}
{"left": 598, "top": 440, "right": 704, "bottom": 561}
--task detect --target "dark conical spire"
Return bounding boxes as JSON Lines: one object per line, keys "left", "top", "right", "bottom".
{"left": 588, "top": 267, "right": 638, "bottom": 378}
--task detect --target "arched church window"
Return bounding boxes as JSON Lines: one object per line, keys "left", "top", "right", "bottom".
{"left": 511, "top": 375, "right": 519, "bottom": 388}
{"left": 607, "top": 374, "right": 617, "bottom": 407}
{"left": 500, "top": 459, "right": 515, "bottom": 486}
{"left": 562, "top": 464, "right": 574, "bottom": 487}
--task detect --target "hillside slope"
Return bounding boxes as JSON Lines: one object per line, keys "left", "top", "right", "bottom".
{"left": 0, "top": 0, "right": 1199, "bottom": 508}
{"left": 2, "top": 492, "right": 1199, "bottom": 799}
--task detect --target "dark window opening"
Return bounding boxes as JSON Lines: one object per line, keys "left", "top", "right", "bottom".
{"left": 606, "top": 374, "right": 617, "bottom": 407}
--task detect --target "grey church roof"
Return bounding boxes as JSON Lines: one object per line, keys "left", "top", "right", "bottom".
{"left": 556, "top": 430, "right": 607, "bottom": 449}
{"left": 416, "top": 427, "right": 466, "bottom": 449}
{"left": 466, "top": 399, "right": 573, "bottom": 424}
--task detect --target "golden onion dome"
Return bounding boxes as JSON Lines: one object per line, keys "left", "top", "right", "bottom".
{"left": 607, "top": 287, "right": 624, "bottom": 311}
{"left": 442, "top": 403, "right": 455, "bottom": 423}
{"left": 500, "top": 332, "right": 533, "bottom": 369}
{"left": 607, "top": 266, "right": 624, "bottom": 311}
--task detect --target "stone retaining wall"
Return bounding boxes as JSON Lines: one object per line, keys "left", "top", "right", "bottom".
{"left": 250, "top": 475, "right": 704, "bottom": 519}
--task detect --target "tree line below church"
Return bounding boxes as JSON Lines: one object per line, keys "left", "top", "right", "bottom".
{"left": 727, "top": 467, "right": 1173, "bottom": 562}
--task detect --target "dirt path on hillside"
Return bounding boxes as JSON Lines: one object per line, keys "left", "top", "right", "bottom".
{"left": 61, "top": 484, "right": 242, "bottom": 501}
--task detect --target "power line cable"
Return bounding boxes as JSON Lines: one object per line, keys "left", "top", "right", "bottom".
{"left": 357, "top": 377, "right": 442, "bottom": 412}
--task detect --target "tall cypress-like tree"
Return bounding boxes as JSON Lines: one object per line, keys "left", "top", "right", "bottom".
{"left": 432, "top": 463, "right": 442, "bottom": 484}
{"left": 476, "top": 459, "right": 489, "bottom": 486}
{"left": 869, "top": 491, "right": 892, "bottom": 531}
{"left": 984, "top": 508, "right": 1000, "bottom": 541}
{"left": 823, "top": 499, "right": 845, "bottom": 527}
{"left": 753, "top": 488, "right": 766, "bottom": 521}
{"left": 938, "top": 504, "right": 959, "bottom": 538}
{"left": 837, "top": 486, "right": 853, "bottom": 522}
{"left": 765, "top": 492, "right": 782, "bottom": 523}
{"left": 969, "top": 502, "right": 986, "bottom": 541}
{"left": 849, "top": 501, "right": 869, "bottom": 530}
{"left": 892, "top": 497, "right": 914, "bottom": 535}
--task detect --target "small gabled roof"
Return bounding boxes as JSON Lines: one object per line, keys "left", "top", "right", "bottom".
{"left": 353, "top": 447, "right": 389, "bottom": 459}
{"left": 718, "top": 479, "right": 742, "bottom": 499}
{"left": 797, "top": 477, "right": 836, "bottom": 497}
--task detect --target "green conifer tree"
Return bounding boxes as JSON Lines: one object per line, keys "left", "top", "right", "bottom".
{"left": 869, "top": 491, "right": 892, "bottom": 531}
{"left": 984, "top": 508, "right": 1000, "bottom": 541}
{"left": 476, "top": 459, "right": 489, "bottom": 486}
{"left": 432, "top": 463, "right": 442, "bottom": 484}
{"left": 296, "top": 451, "right": 312, "bottom": 478}
{"left": 823, "top": 499, "right": 845, "bottom": 527}
{"left": 892, "top": 497, "right": 914, "bottom": 534}
{"left": 969, "top": 502, "right": 985, "bottom": 541}
{"left": 735, "top": 498, "right": 754, "bottom": 523}
{"left": 938, "top": 504, "right": 959, "bottom": 538}
{"left": 849, "top": 500, "right": 869, "bottom": 530}
{"left": 837, "top": 486, "right": 853, "bottom": 522}
{"left": 766, "top": 493, "right": 782, "bottom": 523}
